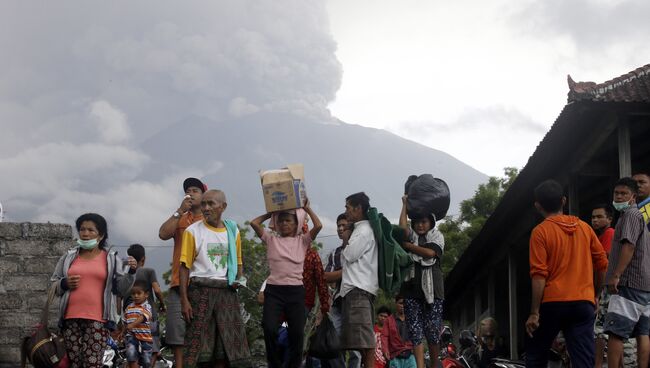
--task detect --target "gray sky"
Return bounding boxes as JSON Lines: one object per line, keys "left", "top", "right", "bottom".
{"left": 0, "top": 1, "right": 341, "bottom": 243}
{"left": 326, "top": 0, "right": 650, "bottom": 176}
{"left": 1, "top": 0, "right": 650, "bottom": 244}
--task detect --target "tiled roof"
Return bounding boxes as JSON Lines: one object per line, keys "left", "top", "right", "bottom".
{"left": 567, "top": 63, "right": 650, "bottom": 103}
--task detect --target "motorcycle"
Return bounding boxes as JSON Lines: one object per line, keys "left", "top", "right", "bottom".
{"left": 102, "top": 335, "right": 126, "bottom": 368}
{"left": 456, "top": 329, "right": 525, "bottom": 368}
{"left": 439, "top": 326, "right": 469, "bottom": 368}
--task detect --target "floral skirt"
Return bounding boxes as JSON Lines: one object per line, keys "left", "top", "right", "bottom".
{"left": 404, "top": 298, "right": 443, "bottom": 345}
{"left": 62, "top": 319, "right": 108, "bottom": 368}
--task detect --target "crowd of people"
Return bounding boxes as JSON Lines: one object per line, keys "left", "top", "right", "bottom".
{"left": 47, "top": 171, "right": 650, "bottom": 368}
{"left": 48, "top": 176, "right": 454, "bottom": 368}
{"left": 525, "top": 173, "right": 650, "bottom": 368}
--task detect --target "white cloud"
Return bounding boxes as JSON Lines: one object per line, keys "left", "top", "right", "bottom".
{"left": 326, "top": 0, "right": 650, "bottom": 176}
{"left": 229, "top": 97, "right": 260, "bottom": 117}
{"left": 89, "top": 100, "right": 131, "bottom": 143}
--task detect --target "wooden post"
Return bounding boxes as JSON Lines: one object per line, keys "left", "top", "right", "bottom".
{"left": 618, "top": 116, "right": 631, "bottom": 178}
{"left": 508, "top": 251, "right": 518, "bottom": 360}
{"left": 488, "top": 271, "right": 496, "bottom": 317}
{"left": 567, "top": 175, "right": 579, "bottom": 215}
{"left": 475, "top": 286, "right": 482, "bottom": 327}
{"left": 460, "top": 298, "right": 467, "bottom": 329}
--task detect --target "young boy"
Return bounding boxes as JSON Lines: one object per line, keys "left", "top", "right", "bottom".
{"left": 374, "top": 306, "right": 390, "bottom": 368}
{"left": 126, "top": 244, "right": 165, "bottom": 364}
{"left": 250, "top": 199, "right": 322, "bottom": 368}
{"left": 123, "top": 280, "right": 154, "bottom": 368}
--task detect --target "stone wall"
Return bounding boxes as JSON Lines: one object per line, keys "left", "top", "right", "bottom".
{"left": 0, "top": 222, "right": 73, "bottom": 367}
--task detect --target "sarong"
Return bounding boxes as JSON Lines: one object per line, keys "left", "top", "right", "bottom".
{"left": 183, "top": 278, "right": 251, "bottom": 368}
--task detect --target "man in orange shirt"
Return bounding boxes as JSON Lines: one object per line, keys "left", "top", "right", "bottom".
{"left": 525, "top": 180, "right": 608, "bottom": 368}
{"left": 591, "top": 203, "right": 615, "bottom": 368}
{"left": 158, "top": 177, "right": 206, "bottom": 368}
{"left": 592, "top": 204, "right": 615, "bottom": 255}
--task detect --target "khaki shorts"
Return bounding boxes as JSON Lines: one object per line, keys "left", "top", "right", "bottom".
{"left": 340, "top": 288, "right": 376, "bottom": 350}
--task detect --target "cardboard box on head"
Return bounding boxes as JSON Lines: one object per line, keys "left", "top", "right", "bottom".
{"left": 260, "top": 164, "right": 307, "bottom": 213}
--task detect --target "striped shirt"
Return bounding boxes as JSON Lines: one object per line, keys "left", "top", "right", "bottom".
{"left": 606, "top": 206, "right": 650, "bottom": 291}
{"left": 123, "top": 301, "right": 153, "bottom": 342}
{"left": 325, "top": 245, "right": 345, "bottom": 299}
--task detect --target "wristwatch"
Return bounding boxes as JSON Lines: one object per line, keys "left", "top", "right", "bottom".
{"left": 173, "top": 211, "right": 181, "bottom": 218}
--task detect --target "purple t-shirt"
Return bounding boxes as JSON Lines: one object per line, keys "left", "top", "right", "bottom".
{"left": 262, "top": 230, "right": 312, "bottom": 286}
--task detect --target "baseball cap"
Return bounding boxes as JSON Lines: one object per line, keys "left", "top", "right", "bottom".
{"left": 183, "top": 177, "right": 207, "bottom": 193}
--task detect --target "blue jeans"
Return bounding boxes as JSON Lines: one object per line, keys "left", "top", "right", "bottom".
{"left": 125, "top": 335, "right": 153, "bottom": 368}
{"left": 525, "top": 301, "right": 595, "bottom": 368}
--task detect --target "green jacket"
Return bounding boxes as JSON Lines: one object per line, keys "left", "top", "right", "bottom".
{"left": 368, "top": 207, "right": 412, "bottom": 295}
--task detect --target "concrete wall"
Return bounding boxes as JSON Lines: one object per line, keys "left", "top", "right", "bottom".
{"left": 0, "top": 222, "right": 73, "bottom": 367}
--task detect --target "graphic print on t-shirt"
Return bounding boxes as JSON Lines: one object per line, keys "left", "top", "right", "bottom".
{"left": 207, "top": 242, "right": 228, "bottom": 270}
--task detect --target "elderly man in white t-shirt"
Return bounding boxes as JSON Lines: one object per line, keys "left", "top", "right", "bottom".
{"left": 340, "top": 192, "right": 379, "bottom": 368}
{"left": 178, "top": 189, "right": 250, "bottom": 368}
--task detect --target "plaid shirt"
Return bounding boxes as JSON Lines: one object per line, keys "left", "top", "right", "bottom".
{"left": 325, "top": 245, "right": 344, "bottom": 273}
{"left": 325, "top": 244, "right": 345, "bottom": 299}
{"left": 303, "top": 248, "right": 330, "bottom": 314}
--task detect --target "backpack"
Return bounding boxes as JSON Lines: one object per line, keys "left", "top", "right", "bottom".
{"left": 367, "top": 207, "right": 413, "bottom": 295}
{"left": 21, "top": 284, "right": 68, "bottom": 368}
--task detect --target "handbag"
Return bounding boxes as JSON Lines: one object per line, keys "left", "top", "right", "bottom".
{"left": 21, "top": 283, "right": 68, "bottom": 368}
{"left": 307, "top": 315, "right": 341, "bottom": 359}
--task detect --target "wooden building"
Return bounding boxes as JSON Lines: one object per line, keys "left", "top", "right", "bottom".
{"left": 444, "top": 64, "right": 650, "bottom": 359}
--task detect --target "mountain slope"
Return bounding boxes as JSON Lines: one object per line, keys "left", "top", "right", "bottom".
{"left": 138, "top": 113, "right": 488, "bottom": 281}
{"left": 141, "top": 113, "right": 486, "bottom": 226}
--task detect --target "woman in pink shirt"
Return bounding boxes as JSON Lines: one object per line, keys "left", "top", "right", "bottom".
{"left": 51, "top": 213, "right": 137, "bottom": 367}
{"left": 250, "top": 200, "right": 322, "bottom": 368}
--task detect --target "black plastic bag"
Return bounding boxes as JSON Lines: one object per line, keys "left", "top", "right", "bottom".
{"left": 406, "top": 174, "right": 450, "bottom": 221}
{"left": 404, "top": 175, "right": 418, "bottom": 195}
{"left": 308, "top": 316, "right": 340, "bottom": 359}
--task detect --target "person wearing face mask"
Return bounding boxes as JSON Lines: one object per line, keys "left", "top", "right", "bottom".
{"left": 51, "top": 213, "right": 138, "bottom": 368}
{"left": 604, "top": 177, "right": 650, "bottom": 368}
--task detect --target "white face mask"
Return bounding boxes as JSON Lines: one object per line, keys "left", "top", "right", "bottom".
{"left": 612, "top": 200, "right": 631, "bottom": 212}
{"left": 77, "top": 238, "right": 98, "bottom": 249}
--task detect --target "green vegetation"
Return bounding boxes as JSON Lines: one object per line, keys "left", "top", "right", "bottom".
{"left": 438, "top": 167, "right": 518, "bottom": 275}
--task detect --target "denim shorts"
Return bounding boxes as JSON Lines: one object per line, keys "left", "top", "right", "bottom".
{"left": 125, "top": 335, "right": 153, "bottom": 366}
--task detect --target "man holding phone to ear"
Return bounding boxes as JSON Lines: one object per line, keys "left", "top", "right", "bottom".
{"left": 158, "top": 177, "right": 206, "bottom": 368}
